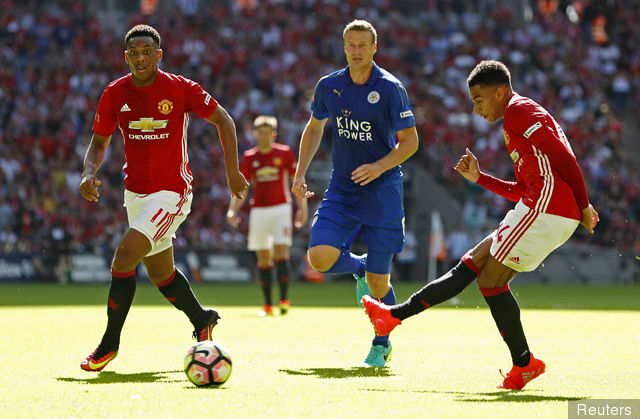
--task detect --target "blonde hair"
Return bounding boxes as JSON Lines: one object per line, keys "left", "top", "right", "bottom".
{"left": 253, "top": 115, "right": 278, "bottom": 130}
{"left": 343, "top": 19, "right": 377, "bottom": 44}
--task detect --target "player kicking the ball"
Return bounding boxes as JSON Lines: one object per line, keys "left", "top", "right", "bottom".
{"left": 363, "top": 60, "right": 598, "bottom": 389}
{"left": 78, "top": 25, "right": 248, "bottom": 371}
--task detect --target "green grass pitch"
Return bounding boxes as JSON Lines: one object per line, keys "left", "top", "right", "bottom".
{"left": 1, "top": 282, "right": 639, "bottom": 418}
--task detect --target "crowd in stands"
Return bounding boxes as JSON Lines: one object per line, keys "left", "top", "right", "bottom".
{"left": 0, "top": 0, "right": 638, "bottom": 259}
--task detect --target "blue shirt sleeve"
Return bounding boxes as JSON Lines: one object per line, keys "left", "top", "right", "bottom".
{"left": 310, "top": 80, "right": 329, "bottom": 120}
{"left": 389, "top": 82, "right": 416, "bottom": 132}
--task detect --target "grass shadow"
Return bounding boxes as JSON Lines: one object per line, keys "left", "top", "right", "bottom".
{"left": 57, "top": 370, "right": 183, "bottom": 384}
{"left": 362, "top": 388, "right": 587, "bottom": 402}
{"left": 280, "top": 367, "right": 394, "bottom": 379}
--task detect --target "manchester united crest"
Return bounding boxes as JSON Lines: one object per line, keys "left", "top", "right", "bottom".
{"left": 273, "top": 157, "right": 282, "bottom": 166}
{"left": 158, "top": 99, "right": 173, "bottom": 115}
{"left": 503, "top": 130, "right": 510, "bottom": 145}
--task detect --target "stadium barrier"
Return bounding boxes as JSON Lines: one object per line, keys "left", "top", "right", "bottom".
{"left": 1, "top": 245, "right": 637, "bottom": 284}
{"left": 0, "top": 251, "right": 255, "bottom": 284}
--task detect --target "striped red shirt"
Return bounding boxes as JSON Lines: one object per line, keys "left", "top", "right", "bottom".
{"left": 92, "top": 70, "right": 218, "bottom": 194}
{"left": 478, "top": 93, "right": 589, "bottom": 221}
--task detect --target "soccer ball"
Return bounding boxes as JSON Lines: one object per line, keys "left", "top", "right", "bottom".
{"left": 184, "top": 340, "right": 233, "bottom": 387}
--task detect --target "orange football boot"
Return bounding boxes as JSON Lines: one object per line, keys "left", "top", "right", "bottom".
{"left": 498, "top": 353, "right": 546, "bottom": 390}
{"left": 193, "top": 309, "right": 221, "bottom": 341}
{"left": 278, "top": 300, "right": 290, "bottom": 315}
{"left": 361, "top": 295, "right": 402, "bottom": 336}
{"left": 80, "top": 345, "right": 118, "bottom": 371}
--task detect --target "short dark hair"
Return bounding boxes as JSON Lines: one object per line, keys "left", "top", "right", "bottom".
{"left": 125, "top": 24, "right": 161, "bottom": 48}
{"left": 467, "top": 60, "right": 511, "bottom": 88}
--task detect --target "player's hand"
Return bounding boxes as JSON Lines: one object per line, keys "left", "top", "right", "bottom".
{"left": 454, "top": 148, "right": 481, "bottom": 183}
{"left": 580, "top": 204, "right": 599, "bottom": 234}
{"left": 292, "top": 176, "right": 315, "bottom": 198}
{"left": 226, "top": 210, "right": 241, "bottom": 228}
{"left": 351, "top": 162, "right": 383, "bottom": 186}
{"left": 227, "top": 170, "right": 249, "bottom": 199}
{"left": 79, "top": 175, "right": 101, "bottom": 202}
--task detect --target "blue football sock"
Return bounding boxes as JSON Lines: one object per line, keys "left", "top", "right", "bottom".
{"left": 323, "top": 248, "right": 366, "bottom": 276}
{"left": 372, "top": 285, "right": 396, "bottom": 347}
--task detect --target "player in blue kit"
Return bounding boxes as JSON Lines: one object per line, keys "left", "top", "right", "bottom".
{"left": 292, "top": 19, "right": 419, "bottom": 367}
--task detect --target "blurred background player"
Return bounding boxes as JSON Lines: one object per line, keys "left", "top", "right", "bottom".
{"left": 78, "top": 24, "right": 249, "bottom": 371}
{"left": 363, "top": 60, "right": 599, "bottom": 389}
{"left": 292, "top": 20, "right": 419, "bottom": 367}
{"left": 226, "top": 115, "right": 308, "bottom": 316}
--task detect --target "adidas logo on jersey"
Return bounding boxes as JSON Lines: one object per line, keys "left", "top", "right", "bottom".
{"left": 509, "top": 256, "right": 520, "bottom": 264}
{"left": 120, "top": 104, "right": 131, "bottom": 112}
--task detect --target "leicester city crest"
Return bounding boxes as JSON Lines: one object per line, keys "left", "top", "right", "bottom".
{"left": 367, "top": 91, "right": 380, "bottom": 104}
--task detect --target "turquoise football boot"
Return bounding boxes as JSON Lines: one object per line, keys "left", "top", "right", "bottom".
{"left": 363, "top": 343, "right": 392, "bottom": 367}
{"left": 354, "top": 254, "right": 369, "bottom": 308}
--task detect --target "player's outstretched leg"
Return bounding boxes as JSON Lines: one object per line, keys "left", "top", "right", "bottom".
{"left": 80, "top": 268, "right": 136, "bottom": 371}
{"left": 362, "top": 259, "right": 478, "bottom": 336}
{"left": 498, "top": 353, "right": 546, "bottom": 390}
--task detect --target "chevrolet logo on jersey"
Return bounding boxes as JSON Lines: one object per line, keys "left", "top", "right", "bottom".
{"left": 129, "top": 118, "right": 168, "bottom": 132}
{"left": 256, "top": 166, "right": 279, "bottom": 182}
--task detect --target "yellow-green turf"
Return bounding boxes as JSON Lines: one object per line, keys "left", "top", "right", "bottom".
{"left": 1, "top": 282, "right": 638, "bottom": 418}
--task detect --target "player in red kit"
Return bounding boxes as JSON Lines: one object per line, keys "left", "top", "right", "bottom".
{"left": 362, "top": 60, "right": 599, "bottom": 389}
{"left": 226, "top": 116, "right": 307, "bottom": 316}
{"left": 78, "top": 24, "right": 249, "bottom": 372}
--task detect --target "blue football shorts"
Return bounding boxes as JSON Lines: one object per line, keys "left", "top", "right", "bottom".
{"left": 309, "top": 183, "right": 405, "bottom": 274}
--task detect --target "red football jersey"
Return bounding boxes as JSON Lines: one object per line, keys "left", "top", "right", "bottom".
{"left": 92, "top": 70, "right": 219, "bottom": 194}
{"left": 240, "top": 143, "right": 296, "bottom": 207}
{"left": 479, "top": 93, "right": 588, "bottom": 221}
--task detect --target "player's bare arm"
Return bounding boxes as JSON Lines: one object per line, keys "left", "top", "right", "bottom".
{"left": 79, "top": 133, "right": 112, "bottom": 202}
{"left": 226, "top": 189, "right": 249, "bottom": 228}
{"left": 293, "top": 195, "right": 308, "bottom": 229}
{"left": 206, "top": 104, "right": 249, "bottom": 199}
{"left": 454, "top": 148, "right": 481, "bottom": 183}
{"left": 292, "top": 116, "right": 327, "bottom": 198}
{"left": 351, "top": 126, "right": 418, "bottom": 186}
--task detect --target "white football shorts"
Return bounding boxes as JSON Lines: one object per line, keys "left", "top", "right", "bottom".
{"left": 247, "top": 203, "right": 292, "bottom": 251}
{"left": 490, "top": 201, "right": 579, "bottom": 272}
{"left": 124, "top": 189, "right": 192, "bottom": 256}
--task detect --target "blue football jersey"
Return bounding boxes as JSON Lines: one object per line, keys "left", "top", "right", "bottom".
{"left": 311, "top": 62, "right": 416, "bottom": 192}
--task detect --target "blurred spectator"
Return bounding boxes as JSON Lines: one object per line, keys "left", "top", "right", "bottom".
{"left": 0, "top": 0, "right": 637, "bottom": 256}
{"left": 461, "top": 192, "right": 488, "bottom": 241}
{"left": 445, "top": 223, "right": 474, "bottom": 271}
